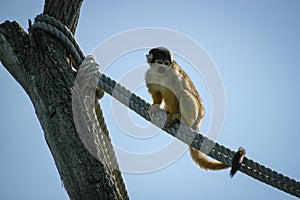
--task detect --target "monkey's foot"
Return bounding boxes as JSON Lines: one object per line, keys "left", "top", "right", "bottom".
{"left": 148, "top": 104, "right": 161, "bottom": 116}
{"left": 164, "top": 113, "right": 181, "bottom": 128}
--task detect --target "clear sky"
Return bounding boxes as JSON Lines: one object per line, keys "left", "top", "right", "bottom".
{"left": 1, "top": 1, "right": 300, "bottom": 200}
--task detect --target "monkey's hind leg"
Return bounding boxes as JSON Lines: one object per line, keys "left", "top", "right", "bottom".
{"left": 178, "top": 90, "right": 199, "bottom": 127}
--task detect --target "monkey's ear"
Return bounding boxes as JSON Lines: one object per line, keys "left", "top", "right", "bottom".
{"left": 170, "top": 52, "right": 173, "bottom": 62}
{"left": 146, "top": 53, "right": 153, "bottom": 63}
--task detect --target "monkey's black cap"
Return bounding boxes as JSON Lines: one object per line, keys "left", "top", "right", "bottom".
{"left": 148, "top": 47, "right": 172, "bottom": 63}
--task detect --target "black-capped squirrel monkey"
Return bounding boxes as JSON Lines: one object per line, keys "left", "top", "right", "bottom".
{"left": 145, "top": 47, "right": 229, "bottom": 170}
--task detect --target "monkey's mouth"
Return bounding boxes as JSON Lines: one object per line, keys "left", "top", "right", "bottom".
{"left": 158, "top": 66, "right": 167, "bottom": 73}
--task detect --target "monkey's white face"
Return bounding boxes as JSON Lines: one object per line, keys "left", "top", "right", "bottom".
{"left": 148, "top": 62, "right": 171, "bottom": 77}
{"left": 146, "top": 54, "right": 172, "bottom": 76}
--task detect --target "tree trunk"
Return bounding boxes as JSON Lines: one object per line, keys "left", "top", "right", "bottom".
{"left": 0, "top": 1, "right": 128, "bottom": 200}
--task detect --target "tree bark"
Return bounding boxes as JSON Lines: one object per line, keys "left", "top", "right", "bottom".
{"left": 0, "top": 1, "right": 128, "bottom": 200}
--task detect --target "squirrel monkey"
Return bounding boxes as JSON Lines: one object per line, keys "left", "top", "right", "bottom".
{"left": 145, "top": 47, "right": 229, "bottom": 170}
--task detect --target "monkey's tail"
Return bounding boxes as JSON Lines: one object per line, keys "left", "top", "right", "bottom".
{"left": 189, "top": 147, "right": 229, "bottom": 170}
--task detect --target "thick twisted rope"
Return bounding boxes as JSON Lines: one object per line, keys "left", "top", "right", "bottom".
{"left": 32, "top": 14, "right": 300, "bottom": 198}
{"left": 32, "top": 14, "right": 129, "bottom": 200}
{"left": 33, "top": 14, "right": 85, "bottom": 64}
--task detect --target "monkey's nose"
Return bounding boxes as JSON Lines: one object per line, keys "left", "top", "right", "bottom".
{"left": 158, "top": 66, "right": 166, "bottom": 73}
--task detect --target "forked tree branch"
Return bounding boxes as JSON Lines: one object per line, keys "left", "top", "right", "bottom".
{"left": 0, "top": 1, "right": 128, "bottom": 199}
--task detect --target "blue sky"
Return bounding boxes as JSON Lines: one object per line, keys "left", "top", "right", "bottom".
{"left": 1, "top": 1, "right": 300, "bottom": 200}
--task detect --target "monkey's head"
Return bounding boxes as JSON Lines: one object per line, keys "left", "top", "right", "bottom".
{"left": 146, "top": 47, "right": 173, "bottom": 74}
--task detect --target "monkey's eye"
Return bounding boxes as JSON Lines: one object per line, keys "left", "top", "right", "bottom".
{"left": 164, "top": 61, "right": 170, "bottom": 66}
{"left": 155, "top": 60, "right": 164, "bottom": 65}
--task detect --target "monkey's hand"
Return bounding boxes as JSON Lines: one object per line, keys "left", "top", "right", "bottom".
{"left": 149, "top": 104, "right": 171, "bottom": 129}
{"left": 149, "top": 106, "right": 180, "bottom": 128}
{"left": 148, "top": 104, "right": 161, "bottom": 116}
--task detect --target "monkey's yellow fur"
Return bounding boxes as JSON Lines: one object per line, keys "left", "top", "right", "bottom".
{"left": 145, "top": 48, "right": 228, "bottom": 170}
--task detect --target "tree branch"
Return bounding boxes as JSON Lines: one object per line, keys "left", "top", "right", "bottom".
{"left": 0, "top": 21, "right": 30, "bottom": 90}
{"left": 44, "top": 0, "right": 82, "bottom": 34}
{"left": 0, "top": 1, "right": 128, "bottom": 199}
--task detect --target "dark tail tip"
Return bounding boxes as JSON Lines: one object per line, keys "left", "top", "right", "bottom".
{"left": 230, "top": 147, "right": 246, "bottom": 178}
